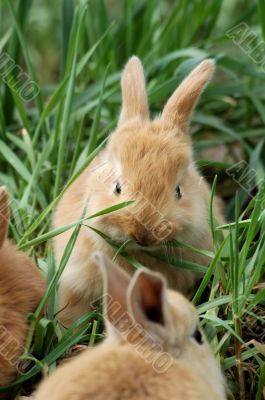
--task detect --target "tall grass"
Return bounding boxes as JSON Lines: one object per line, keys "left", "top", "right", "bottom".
{"left": 0, "top": 1, "right": 264, "bottom": 399}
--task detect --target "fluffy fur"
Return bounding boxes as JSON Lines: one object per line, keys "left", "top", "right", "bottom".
{"left": 53, "top": 56, "right": 224, "bottom": 326}
{"left": 34, "top": 254, "right": 226, "bottom": 400}
{"left": 0, "top": 187, "right": 45, "bottom": 398}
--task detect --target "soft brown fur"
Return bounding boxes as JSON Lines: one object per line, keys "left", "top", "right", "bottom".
{"left": 53, "top": 56, "right": 225, "bottom": 326}
{"left": 0, "top": 187, "right": 45, "bottom": 398}
{"left": 34, "top": 254, "right": 226, "bottom": 400}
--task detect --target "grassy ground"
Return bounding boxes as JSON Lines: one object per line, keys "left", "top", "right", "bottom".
{"left": 0, "top": 0, "right": 264, "bottom": 399}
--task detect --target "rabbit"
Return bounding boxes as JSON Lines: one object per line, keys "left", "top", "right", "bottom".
{"left": 53, "top": 56, "right": 225, "bottom": 327}
{"left": 0, "top": 187, "right": 45, "bottom": 398}
{"left": 34, "top": 252, "right": 226, "bottom": 400}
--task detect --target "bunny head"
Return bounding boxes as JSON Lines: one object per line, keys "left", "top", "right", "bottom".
{"left": 93, "top": 252, "right": 226, "bottom": 399}
{"left": 87, "top": 57, "right": 215, "bottom": 247}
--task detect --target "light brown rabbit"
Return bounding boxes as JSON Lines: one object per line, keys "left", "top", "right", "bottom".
{"left": 53, "top": 56, "right": 224, "bottom": 326}
{"left": 34, "top": 253, "right": 226, "bottom": 400}
{"left": 0, "top": 187, "right": 45, "bottom": 398}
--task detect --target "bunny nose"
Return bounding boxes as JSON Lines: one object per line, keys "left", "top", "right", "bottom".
{"left": 135, "top": 238, "right": 149, "bottom": 247}
{"left": 131, "top": 233, "right": 150, "bottom": 247}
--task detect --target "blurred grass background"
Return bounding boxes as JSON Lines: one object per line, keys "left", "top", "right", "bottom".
{"left": 0, "top": 0, "right": 264, "bottom": 399}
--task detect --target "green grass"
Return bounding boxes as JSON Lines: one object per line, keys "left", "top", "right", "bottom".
{"left": 0, "top": 0, "right": 264, "bottom": 399}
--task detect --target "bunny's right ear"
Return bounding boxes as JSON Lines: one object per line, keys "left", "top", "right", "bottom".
{"left": 118, "top": 56, "right": 149, "bottom": 125}
{"left": 127, "top": 268, "right": 173, "bottom": 342}
{"left": 0, "top": 186, "right": 9, "bottom": 248}
{"left": 92, "top": 252, "right": 131, "bottom": 327}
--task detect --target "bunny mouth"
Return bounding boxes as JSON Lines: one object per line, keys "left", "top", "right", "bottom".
{"left": 125, "top": 241, "right": 164, "bottom": 251}
{"left": 97, "top": 223, "right": 169, "bottom": 250}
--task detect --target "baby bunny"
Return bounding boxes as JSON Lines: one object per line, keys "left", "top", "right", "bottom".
{"left": 34, "top": 253, "right": 226, "bottom": 400}
{"left": 0, "top": 187, "right": 45, "bottom": 398}
{"left": 53, "top": 56, "right": 224, "bottom": 326}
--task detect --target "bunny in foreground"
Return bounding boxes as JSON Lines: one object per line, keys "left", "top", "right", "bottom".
{"left": 0, "top": 187, "right": 45, "bottom": 398}
{"left": 54, "top": 56, "right": 224, "bottom": 326}
{"left": 34, "top": 253, "right": 226, "bottom": 400}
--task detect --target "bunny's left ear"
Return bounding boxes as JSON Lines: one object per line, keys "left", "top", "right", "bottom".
{"left": 161, "top": 59, "right": 214, "bottom": 132}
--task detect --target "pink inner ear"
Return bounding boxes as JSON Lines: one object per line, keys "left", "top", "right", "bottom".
{"left": 139, "top": 278, "right": 164, "bottom": 325}
{"left": 128, "top": 270, "right": 166, "bottom": 328}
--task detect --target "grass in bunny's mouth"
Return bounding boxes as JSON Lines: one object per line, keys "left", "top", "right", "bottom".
{"left": 0, "top": 1, "right": 264, "bottom": 399}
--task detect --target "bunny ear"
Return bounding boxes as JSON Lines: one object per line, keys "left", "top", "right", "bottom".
{"left": 92, "top": 252, "right": 130, "bottom": 328}
{"left": 0, "top": 186, "right": 9, "bottom": 248}
{"left": 118, "top": 56, "right": 149, "bottom": 125}
{"left": 127, "top": 268, "right": 171, "bottom": 341}
{"left": 161, "top": 59, "right": 214, "bottom": 132}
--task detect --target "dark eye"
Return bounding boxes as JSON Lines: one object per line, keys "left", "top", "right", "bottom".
{"left": 175, "top": 185, "right": 182, "bottom": 199}
{"left": 192, "top": 327, "right": 203, "bottom": 345}
{"left": 114, "top": 180, "right": 121, "bottom": 195}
